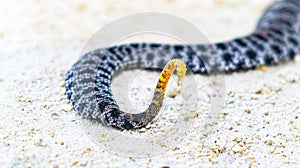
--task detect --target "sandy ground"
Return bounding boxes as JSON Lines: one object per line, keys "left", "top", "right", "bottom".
{"left": 1, "top": 0, "right": 300, "bottom": 167}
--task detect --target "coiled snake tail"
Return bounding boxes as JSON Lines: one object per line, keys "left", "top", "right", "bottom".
{"left": 104, "top": 59, "right": 186, "bottom": 129}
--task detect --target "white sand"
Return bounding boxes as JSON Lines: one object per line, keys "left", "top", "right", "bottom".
{"left": 1, "top": 0, "right": 299, "bottom": 167}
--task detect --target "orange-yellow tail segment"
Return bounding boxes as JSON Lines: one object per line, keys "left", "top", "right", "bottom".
{"left": 148, "top": 59, "right": 187, "bottom": 115}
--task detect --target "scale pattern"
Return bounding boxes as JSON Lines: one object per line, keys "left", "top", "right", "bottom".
{"left": 65, "top": 0, "right": 300, "bottom": 130}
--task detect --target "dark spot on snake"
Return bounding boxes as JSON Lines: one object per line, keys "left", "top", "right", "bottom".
{"left": 98, "top": 79, "right": 109, "bottom": 87}
{"left": 268, "top": 19, "right": 291, "bottom": 28}
{"left": 130, "top": 43, "right": 139, "bottom": 49}
{"left": 150, "top": 43, "right": 162, "bottom": 48}
{"left": 147, "top": 53, "right": 155, "bottom": 61}
{"left": 94, "top": 86, "right": 100, "bottom": 92}
{"left": 232, "top": 47, "right": 238, "bottom": 52}
{"left": 271, "top": 45, "right": 282, "bottom": 55}
{"left": 286, "top": 28, "right": 295, "bottom": 35}
{"left": 97, "top": 71, "right": 110, "bottom": 79}
{"left": 236, "top": 60, "right": 245, "bottom": 69}
{"left": 141, "top": 43, "right": 146, "bottom": 48}
{"left": 104, "top": 96, "right": 115, "bottom": 103}
{"left": 101, "top": 55, "right": 107, "bottom": 61}
{"left": 95, "top": 77, "right": 110, "bottom": 88}
{"left": 187, "top": 54, "right": 194, "bottom": 62}
{"left": 187, "top": 48, "right": 196, "bottom": 56}
{"left": 196, "top": 45, "right": 207, "bottom": 52}
{"left": 210, "top": 50, "right": 217, "bottom": 55}
{"left": 174, "top": 45, "right": 184, "bottom": 52}
{"left": 98, "top": 66, "right": 111, "bottom": 75}
{"left": 65, "top": 71, "right": 73, "bottom": 80}
{"left": 288, "top": 49, "right": 296, "bottom": 59}
{"left": 234, "top": 39, "right": 247, "bottom": 47}
{"left": 114, "top": 53, "right": 123, "bottom": 61}
{"left": 108, "top": 47, "right": 116, "bottom": 55}
{"left": 273, "top": 37, "right": 285, "bottom": 44}
{"left": 254, "top": 34, "right": 268, "bottom": 42}
{"left": 124, "top": 46, "right": 132, "bottom": 55}
{"left": 270, "top": 28, "right": 283, "bottom": 36}
{"left": 100, "top": 89, "right": 111, "bottom": 96}
{"left": 162, "top": 45, "right": 170, "bottom": 50}
{"left": 216, "top": 43, "right": 227, "bottom": 50}
{"left": 245, "top": 49, "right": 257, "bottom": 59}
{"left": 288, "top": 37, "right": 299, "bottom": 46}
{"left": 264, "top": 54, "right": 274, "bottom": 64}
{"left": 107, "top": 62, "right": 116, "bottom": 70}
{"left": 277, "top": 18, "right": 292, "bottom": 27}
{"left": 222, "top": 53, "right": 233, "bottom": 63}
{"left": 65, "top": 83, "right": 72, "bottom": 93}
{"left": 111, "top": 48, "right": 124, "bottom": 61}
{"left": 187, "top": 62, "right": 196, "bottom": 70}
{"left": 258, "top": 44, "right": 264, "bottom": 51}
{"left": 250, "top": 39, "right": 264, "bottom": 51}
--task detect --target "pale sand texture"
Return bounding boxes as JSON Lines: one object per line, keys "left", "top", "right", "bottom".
{"left": 0, "top": 0, "right": 300, "bottom": 167}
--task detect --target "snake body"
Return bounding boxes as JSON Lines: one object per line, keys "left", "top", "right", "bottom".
{"left": 65, "top": 0, "right": 300, "bottom": 130}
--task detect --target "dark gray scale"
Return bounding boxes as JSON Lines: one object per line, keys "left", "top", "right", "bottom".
{"left": 65, "top": 0, "right": 300, "bottom": 130}
{"left": 215, "top": 41, "right": 244, "bottom": 71}
{"left": 186, "top": 46, "right": 206, "bottom": 72}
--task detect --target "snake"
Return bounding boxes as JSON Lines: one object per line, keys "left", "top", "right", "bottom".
{"left": 65, "top": 0, "right": 300, "bottom": 130}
